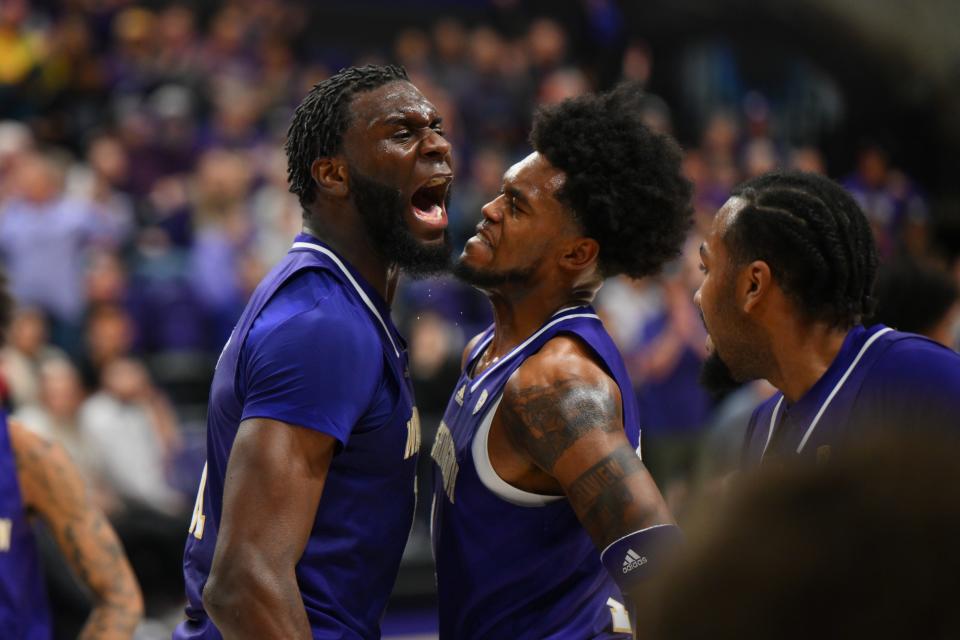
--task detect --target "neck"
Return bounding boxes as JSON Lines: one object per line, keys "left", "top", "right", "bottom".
{"left": 767, "top": 320, "right": 850, "bottom": 403}
{"left": 302, "top": 217, "right": 394, "bottom": 303}
{"left": 482, "top": 281, "right": 594, "bottom": 361}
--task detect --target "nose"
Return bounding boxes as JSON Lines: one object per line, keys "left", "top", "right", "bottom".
{"left": 421, "top": 128, "right": 452, "bottom": 164}
{"left": 693, "top": 285, "right": 702, "bottom": 309}
{"left": 480, "top": 195, "right": 503, "bottom": 223}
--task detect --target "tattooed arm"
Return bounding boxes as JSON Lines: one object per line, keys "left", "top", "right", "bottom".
{"left": 492, "top": 335, "right": 673, "bottom": 550}
{"left": 10, "top": 419, "right": 143, "bottom": 639}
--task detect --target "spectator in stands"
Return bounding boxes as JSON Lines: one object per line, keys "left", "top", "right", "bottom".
{"left": 868, "top": 258, "right": 960, "bottom": 349}
{"left": 13, "top": 357, "right": 92, "bottom": 478}
{"left": 0, "top": 305, "right": 65, "bottom": 409}
{"left": 843, "top": 143, "right": 929, "bottom": 259}
{"left": 79, "top": 356, "right": 184, "bottom": 516}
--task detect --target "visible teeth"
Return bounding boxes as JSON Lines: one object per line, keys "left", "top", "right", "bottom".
{"left": 424, "top": 177, "right": 447, "bottom": 188}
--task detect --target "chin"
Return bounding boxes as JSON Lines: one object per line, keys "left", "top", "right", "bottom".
{"left": 415, "top": 231, "right": 447, "bottom": 247}
{"left": 700, "top": 349, "right": 744, "bottom": 397}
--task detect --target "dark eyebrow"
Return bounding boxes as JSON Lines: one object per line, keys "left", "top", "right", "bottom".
{"left": 381, "top": 112, "right": 443, "bottom": 127}
{"left": 504, "top": 185, "right": 530, "bottom": 208}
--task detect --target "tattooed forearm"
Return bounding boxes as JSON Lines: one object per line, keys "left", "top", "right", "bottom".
{"left": 500, "top": 376, "right": 621, "bottom": 472}
{"left": 567, "top": 445, "right": 646, "bottom": 544}
{"left": 11, "top": 421, "right": 143, "bottom": 638}
{"left": 80, "top": 604, "right": 143, "bottom": 639}
{"left": 567, "top": 445, "right": 640, "bottom": 509}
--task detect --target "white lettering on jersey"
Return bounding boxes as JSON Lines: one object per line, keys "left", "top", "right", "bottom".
{"left": 405, "top": 408, "right": 421, "bottom": 460}
{"left": 431, "top": 422, "right": 459, "bottom": 502}
{"left": 0, "top": 518, "right": 11, "bottom": 552}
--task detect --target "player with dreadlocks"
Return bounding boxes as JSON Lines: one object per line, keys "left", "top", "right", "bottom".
{"left": 695, "top": 171, "right": 960, "bottom": 467}
{"left": 175, "top": 64, "right": 453, "bottom": 639}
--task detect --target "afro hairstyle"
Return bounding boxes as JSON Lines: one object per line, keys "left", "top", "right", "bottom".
{"left": 529, "top": 83, "right": 693, "bottom": 279}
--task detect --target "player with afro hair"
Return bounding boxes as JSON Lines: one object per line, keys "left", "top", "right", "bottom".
{"left": 436, "top": 86, "right": 691, "bottom": 638}
{"left": 530, "top": 84, "right": 693, "bottom": 279}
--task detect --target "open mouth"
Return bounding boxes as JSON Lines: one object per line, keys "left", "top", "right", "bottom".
{"left": 410, "top": 175, "right": 451, "bottom": 228}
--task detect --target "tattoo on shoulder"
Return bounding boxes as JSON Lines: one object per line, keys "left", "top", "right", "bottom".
{"left": 500, "top": 376, "right": 621, "bottom": 472}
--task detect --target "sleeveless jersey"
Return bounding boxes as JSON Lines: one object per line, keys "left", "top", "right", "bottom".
{"left": 0, "top": 412, "right": 52, "bottom": 640}
{"left": 176, "top": 234, "right": 419, "bottom": 640}
{"left": 744, "top": 324, "right": 960, "bottom": 467}
{"left": 431, "top": 306, "right": 638, "bottom": 639}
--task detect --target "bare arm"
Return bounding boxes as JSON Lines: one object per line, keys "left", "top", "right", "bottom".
{"left": 10, "top": 419, "right": 143, "bottom": 639}
{"left": 496, "top": 337, "right": 673, "bottom": 550}
{"left": 202, "top": 418, "right": 336, "bottom": 639}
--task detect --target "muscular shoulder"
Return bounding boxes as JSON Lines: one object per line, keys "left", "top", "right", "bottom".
{"left": 8, "top": 419, "right": 69, "bottom": 512}
{"left": 499, "top": 335, "right": 623, "bottom": 472}
{"left": 863, "top": 333, "right": 960, "bottom": 394}
{"left": 247, "top": 269, "right": 384, "bottom": 365}
{"left": 877, "top": 333, "right": 960, "bottom": 370}
{"left": 860, "top": 334, "right": 960, "bottom": 423}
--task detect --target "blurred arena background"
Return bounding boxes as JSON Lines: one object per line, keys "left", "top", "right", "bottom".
{"left": 1, "top": 0, "right": 959, "bottom": 638}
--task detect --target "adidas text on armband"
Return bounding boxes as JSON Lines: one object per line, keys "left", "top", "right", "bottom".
{"left": 622, "top": 549, "right": 648, "bottom": 574}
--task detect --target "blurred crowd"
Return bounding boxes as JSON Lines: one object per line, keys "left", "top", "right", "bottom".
{"left": 2, "top": 0, "right": 959, "bottom": 633}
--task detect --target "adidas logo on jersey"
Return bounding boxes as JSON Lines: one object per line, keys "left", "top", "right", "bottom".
{"left": 472, "top": 389, "right": 489, "bottom": 415}
{"left": 622, "top": 549, "right": 647, "bottom": 573}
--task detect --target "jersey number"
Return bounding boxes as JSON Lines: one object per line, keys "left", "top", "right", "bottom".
{"left": 188, "top": 463, "right": 208, "bottom": 540}
{"left": 607, "top": 597, "right": 632, "bottom": 634}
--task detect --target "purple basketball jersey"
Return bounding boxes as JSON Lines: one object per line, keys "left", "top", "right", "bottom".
{"left": 744, "top": 324, "right": 960, "bottom": 467}
{"left": 176, "top": 235, "right": 419, "bottom": 639}
{"left": 431, "top": 306, "right": 638, "bottom": 639}
{"left": 0, "top": 412, "right": 52, "bottom": 640}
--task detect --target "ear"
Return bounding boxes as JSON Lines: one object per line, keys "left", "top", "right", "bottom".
{"left": 740, "top": 260, "right": 773, "bottom": 314}
{"left": 310, "top": 157, "right": 349, "bottom": 199}
{"left": 559, "top": 237, "right": 600, "bottom": 272}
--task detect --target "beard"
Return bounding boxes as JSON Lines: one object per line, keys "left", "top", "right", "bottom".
{"left": 452, "top": 258, "right": 537, "bottom": 289}
{"left": 351, "top": 169, "right": 451, "bottom": 278}
{"left": 700, "top": 349, "right": 744, "bottom": 398}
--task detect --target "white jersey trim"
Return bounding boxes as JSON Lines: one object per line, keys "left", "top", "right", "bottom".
{"left": 291, "top": 241, "right": 399, "bottom": 357}
{"left": 468, "top": 308, "right": 599, "bottom": 393}
{"left": 761, "top": 326, "right": 894, "bottom": 458}
{"left": 761, "top": 396, "right": 785, "bottom": 459}
{"left": 471, "top": 394, "right": 564, "bottom": 507}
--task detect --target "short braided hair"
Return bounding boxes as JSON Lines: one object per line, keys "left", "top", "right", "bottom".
{"left": 285, "top": 64, "right": 409, "bottom": 208}
{"left": 530, "top": 83, "right": 693, "bottom": 279}
{"left": 726, "top": 171, "right": 878, "bottom": 328}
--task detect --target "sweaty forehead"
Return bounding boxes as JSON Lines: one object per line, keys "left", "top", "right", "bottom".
{"left": 504, "top": 152, "right": 566, "bottom": 200}
{"left": 348, "top": 80, "right": 436, "bottom": 128}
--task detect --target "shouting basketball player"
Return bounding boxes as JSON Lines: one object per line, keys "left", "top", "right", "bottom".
{"left": 431, "top": 86, "right": 691, "bottom": 638}
{"left": 176, "top": 65, "right": 453, "bottom": 639}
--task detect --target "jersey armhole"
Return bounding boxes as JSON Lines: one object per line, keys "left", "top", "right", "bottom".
{"left": 470, "top": 394, "right": 564, "bottom": 508}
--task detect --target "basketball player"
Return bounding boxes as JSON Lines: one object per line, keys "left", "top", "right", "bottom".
{"left": 175, "top": 65, "right": 452, "bottom": 639}
{"left": 431, "top": 87, "right": 691, "bottom": 638}
{"left": 695, "top": 172, "right": 960, "bottom": 467}
{"left": 0, "top": 275, "right": 142, "bottom": 639}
